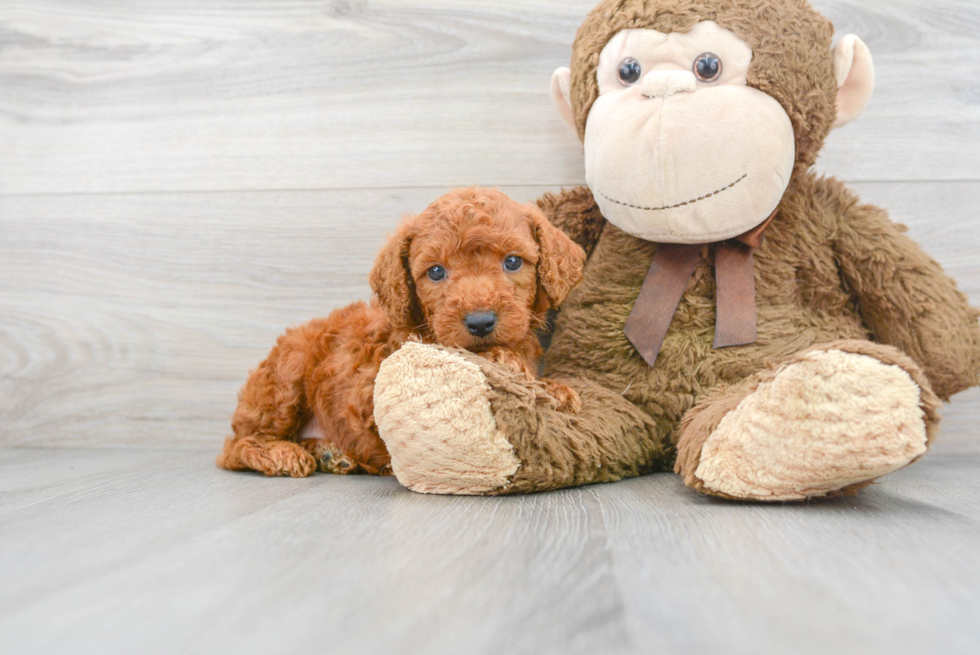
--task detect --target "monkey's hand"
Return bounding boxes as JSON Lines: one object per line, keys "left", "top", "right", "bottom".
{"left": 830, "top": 183, "right": 980, "bottom": 400}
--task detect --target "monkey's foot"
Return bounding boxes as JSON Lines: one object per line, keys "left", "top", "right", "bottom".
{"left": 373, "top": 342, "right": 520, "bottom": 494}
{"left": 675, "top": 344, "right": 937, "bottom": 501}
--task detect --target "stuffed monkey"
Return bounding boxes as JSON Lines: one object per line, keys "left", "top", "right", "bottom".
{"left": 370, "top": 0, "right": 980, "bottom": 500}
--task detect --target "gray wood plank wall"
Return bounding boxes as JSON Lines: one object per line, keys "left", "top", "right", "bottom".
{"left": 2, "top": 0, "right": 979, "bottom": 452}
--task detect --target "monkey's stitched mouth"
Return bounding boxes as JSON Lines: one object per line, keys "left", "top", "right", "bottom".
{"left": 598, "top": 173, "right": 748, "bottom": 211}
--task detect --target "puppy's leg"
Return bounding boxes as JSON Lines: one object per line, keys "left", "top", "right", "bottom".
{"left": 293, "top": 417, "right": 359, "bottom": 474}
{"left": 217, "top": 321, "right": 326, "bottom": 477}
{"left": 305, "top": 367, "right": 392, "bottom": 476}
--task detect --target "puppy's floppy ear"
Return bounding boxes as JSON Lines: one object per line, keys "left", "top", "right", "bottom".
{"left": 370, "top": 216, "right": 424, "bottom": 331}
{"left": 528, "top": 206, "right": 586, "bottom": 310}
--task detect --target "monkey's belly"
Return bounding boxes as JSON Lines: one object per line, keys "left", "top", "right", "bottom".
{"left": 544, "top": 292, "right": 870, "bottom": 427}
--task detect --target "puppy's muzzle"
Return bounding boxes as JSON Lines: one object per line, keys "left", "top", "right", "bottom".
{"left": 464, "top": 311, "right": 497, "bottom": 338}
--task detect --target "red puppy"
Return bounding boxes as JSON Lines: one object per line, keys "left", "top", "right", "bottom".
{"left": 217, "top": 188, "right": 586, "bottom": 477}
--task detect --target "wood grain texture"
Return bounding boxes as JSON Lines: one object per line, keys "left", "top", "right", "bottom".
{"left": 2, "top": 0, "right": 980, "bottom": 195}
{"left": 1, "top": 2, "right": 979, "bottom": 653}
{"left": 1, "top": 183, "right": 978, "bottom": 451}
{"left": 0, "top": 185, "right": 550, "bottom": 448}
{"left": 0, "top": 448, "right": 977, "bottom": 655}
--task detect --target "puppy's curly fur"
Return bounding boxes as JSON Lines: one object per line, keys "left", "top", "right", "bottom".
{"left": 217, "top": 188, "right": 586, "bottom": 477}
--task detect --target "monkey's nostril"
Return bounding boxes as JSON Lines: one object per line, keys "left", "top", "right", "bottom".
{"left": 464, "top": 311, "right": 497, "bottom": 337}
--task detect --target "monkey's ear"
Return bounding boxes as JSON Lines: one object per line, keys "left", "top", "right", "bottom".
{"left": 550, "top": 67, "right": 576, "bottom": 133}
{"left": 528, "top": 206, "right": 586, "bottom": 310}
{"left": 369, "top": 219, "right": 422, "bottom": 331}
{"left": 832, "top": 35, "right": 875, "bottom": 128}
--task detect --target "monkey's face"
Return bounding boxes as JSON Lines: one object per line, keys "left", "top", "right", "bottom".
{"left": 551, "top": 3, "right": 875, "bottom": 245}
{"left": 582, "top": 21, "right": 795, "bottom": 244}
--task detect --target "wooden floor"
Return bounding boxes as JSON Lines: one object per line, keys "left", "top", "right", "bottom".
{"left": 0, "top": 446, "right": 978, "bottom": 654}
{"left": 2, "top": 1, "right": 980, "bottom": 653}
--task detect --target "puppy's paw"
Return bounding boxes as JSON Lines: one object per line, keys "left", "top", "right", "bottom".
{"left": 321, "top": 452, "right": 360, "bottom": 475}
{"left": 482, "top": 347, "right": 535, "bottom": 377}
{"left": 542, "top": 378, "right": 581, "bottom": 414}
{"left": 266, "top": 441, "right": 318, "bottom": 478}
{"left": 220, "top": 437, "right": 317, "bottom": 477}
{"left": 300, "top": 437, "right": 362, "bottom": 475}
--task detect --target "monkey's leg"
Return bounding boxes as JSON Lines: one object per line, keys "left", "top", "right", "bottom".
{"left": 373, "top": 342, "right": 671, "bottom": 495}
{"left": 673, "top": 340, "right": 941, "bottom": 501}
{"left": 217, "top": 326, "right": 321, "bottom": 478}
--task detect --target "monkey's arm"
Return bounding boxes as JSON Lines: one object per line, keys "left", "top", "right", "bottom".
{"left": 831, "top": 194, "right": 980, "bottom": 400}
{"left": 536, "top": 187, "right": 607, "bottom": 259}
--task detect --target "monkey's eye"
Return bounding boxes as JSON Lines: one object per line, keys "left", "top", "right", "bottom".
{"left": 503, "top": 255, "right": 523, "bottom": 272}
{"left": 618, "top": 58, "right": 642, "bottom": 86}
{"left": 427, "top": 265, "right": 446, "bottom": 282}
{"left": 693, "top": 53, "right": 722, "bottom": 82}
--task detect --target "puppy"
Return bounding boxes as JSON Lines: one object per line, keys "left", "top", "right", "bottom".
{"left": 217, "top": 188, "right": 586, "bottom": 478}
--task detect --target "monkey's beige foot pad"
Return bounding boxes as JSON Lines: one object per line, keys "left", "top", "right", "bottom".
{"left": 373, "top": 342, "right": 520, "bottom": 495}
{"left": 693, "top": 350, "right": 928, "bottom": 501}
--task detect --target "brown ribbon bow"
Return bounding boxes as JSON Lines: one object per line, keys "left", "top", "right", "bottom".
{"left": 623, "top": 211, "right": 776, "bottom": 368}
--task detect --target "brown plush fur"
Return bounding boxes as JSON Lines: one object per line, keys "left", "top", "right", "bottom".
{"left": 218, "top": 188, "right": 585, "bottom": 477}
{"left": 523, "top": 172, "right": 980, "bottom": 494}
{"left": 382, "top": 0, "right": 980, "bottom": 496}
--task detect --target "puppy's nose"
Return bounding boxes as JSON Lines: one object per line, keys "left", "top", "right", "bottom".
{"left": 464, "top": 311, "right": 497, "bottom": 337}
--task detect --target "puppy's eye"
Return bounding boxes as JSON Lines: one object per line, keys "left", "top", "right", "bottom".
{"left": 693, "top": 53, "right": 722, "bottom": 82}
{"left": 503, "top": 255, "right": 523, "bottom": 272}
{"left": 427, "top": 265, "right": 446, "bottom": 282}
{"left": 618, "top": 57, "right": 642, "bottom": 86}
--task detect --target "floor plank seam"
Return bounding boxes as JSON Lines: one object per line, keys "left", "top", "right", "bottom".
{"left": 3, "top": 179, "right": 980, "bottom": 201}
